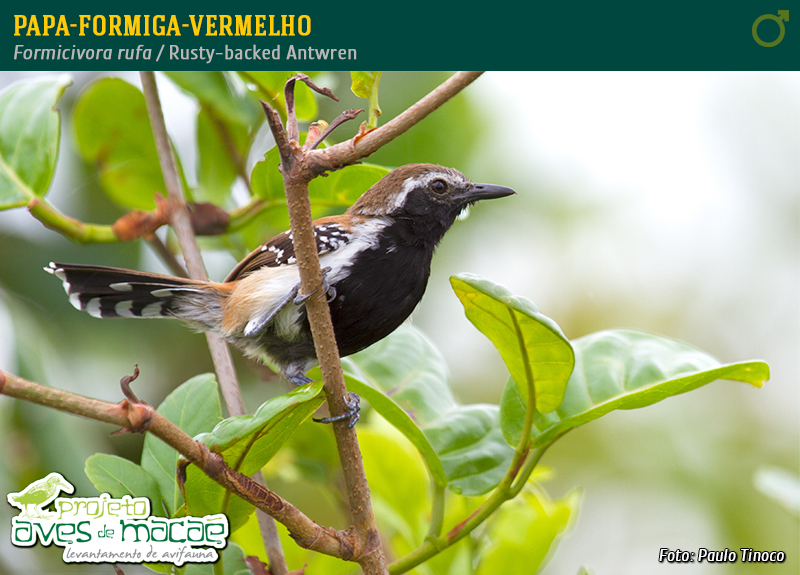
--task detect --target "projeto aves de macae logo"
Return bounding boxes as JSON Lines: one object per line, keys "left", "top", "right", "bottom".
{"left": 753, "top": 11, "right": 789, "bottom": 46}
{"left": 7, "top": 473, "right": 229, "bottom": 565}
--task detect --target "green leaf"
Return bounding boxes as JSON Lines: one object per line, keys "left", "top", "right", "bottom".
{"left": 140, "top": 373, "right": 222, "bottom": 516}
{"left": 310, "top": 163, "right": 389, "bottom": 206}
{"left": 164, "top": 71, "right": 261, "bottom": 127}
{"left": 250, "top": 146, "right": 284, "bottom": 203}
{"left": 528, "top": 329, "right": 769, "bottom": 449}
{"left": 451, "top": 273, "right": 574, "bottom": 413}
{"left": 73, "top": 77, "right": 164, "bottom": 209}
{"left": 476, "top": 487, "right": 580, "bottom": 575}
{"left": 238, "top": 71, "right": 318, "bottom": 120}
{"left": 0, "top": 75, "right": 71, "bottom": 209}
{"left": 195, "top": 106, "right": 249, "bottom": 204}
{"left": 183, "top": 382, "right": 325, "bottom": 530}
{"left": 84, "top": 454, "right": 167, "bottom": 517}
{"left": 164, "top": 72, "right": 261, "bottom": 206}
{"left": 344, "top": 324, "right": 514, "bottom": 496}
{"left": 200, "top": 381, "right": 324, "bottom": 476}
{"left": 350, "top": 71, "right": 382, "bottom": 129}
{"left": 248, "top": 149, "right": 387, "bottom": 246}
{"left": 251, "top": 147, "right": 384, "bottom": 206}
{"left": 183, "top": 542, "right": 249, "bottom": 575}
{"left": 345, "top": 375, "right": 447, "bottom": 487}
{"left": 359, "top": 427, "right": 429, "bottom": 538}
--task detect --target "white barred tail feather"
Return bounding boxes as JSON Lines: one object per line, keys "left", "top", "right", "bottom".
{"left": 44, "top": 262, "right": 225, "bottom": 330}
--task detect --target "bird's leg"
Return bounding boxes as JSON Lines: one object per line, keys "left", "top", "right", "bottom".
{"left": 293, "top": 267, "right": 335, "bottom": 304}
{"left": 243, "top": 284, "right": 300, "bottom": 338}
{"left": 313, "top": 392, "right": 361, "bottom": 428}
{"left": 283, "top": 362, "right": 314, "bottom": 387}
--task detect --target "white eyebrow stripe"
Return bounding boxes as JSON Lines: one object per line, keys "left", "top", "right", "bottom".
{"left": 390, "top": 170, "right": 472, "bottom": 211}
{"left": 391, "top": 177, "right": 418, "bottom": 210}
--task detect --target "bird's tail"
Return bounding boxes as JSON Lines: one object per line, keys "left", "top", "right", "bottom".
{"left": 45, "top": 262, "right": 227, "bottom": 331}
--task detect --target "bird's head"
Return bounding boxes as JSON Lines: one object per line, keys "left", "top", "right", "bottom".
{"left": 347, "top": 164, "right": 515, "bottom": 243}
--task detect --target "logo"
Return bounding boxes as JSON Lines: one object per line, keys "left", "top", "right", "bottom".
{"left": 7, "top": 473, "right": 229, "bottom": 565}
{"left": 753, "top": 11, "right": 789, "bottom": 47}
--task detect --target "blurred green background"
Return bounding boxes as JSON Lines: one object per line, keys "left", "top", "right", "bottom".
{"left": 0, "top": 71, "right": 797, "bottom": 574}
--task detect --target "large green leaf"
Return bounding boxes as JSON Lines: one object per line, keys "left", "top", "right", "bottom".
{"left": 344, "top": 325, "right": 514, "bottom": 496}
{"left": 165, "top": 72, "right": 261, "bottom": 206}
{"left": 501, "top": 329, "right": 769, "bottom": 448}
{"left": 251, "top": 147, "right": 385, "bottom": 207}
{"left": 451, "top": 273, "right": 574, "bottom": 413}
{"left": 195, "top": 106, "right": 249, "bottom": 204}
{"left": 84, "top": 454, "right": 167, "bottom": 517}
{"left": 476, "top": 487, "right": 580, "bottom": 575}
{"left": 0, "top": 75, "right": 71, "bottom": 209}
{"left": 164, "top": 71, "right": 261, "bottom": 128}
{"left": 344, "top": 375, "right": 447, "bottom": 487}
{"left": 248, "top": 148, "right": 387, "bottom": 246}
{"left": 73, "top": 77, "right": 165, "bottom": 209}
{"left": 183, "top": 382, "right": 325, "bottom": 530}
{"left": 358, "top": 427, "right": 429, "bottom": 539}
{"left": 199, "top": 381, "right": 324, "bottom": 476}
{"left": 140, "top": 373, "right": 222, "bottom": 516}
{"left": 250, "top": 146, "right": 284, "bottom": 203}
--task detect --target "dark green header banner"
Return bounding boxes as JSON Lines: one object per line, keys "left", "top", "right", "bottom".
{"left": 1, "top": 1, "right": 796, "bottom": 70}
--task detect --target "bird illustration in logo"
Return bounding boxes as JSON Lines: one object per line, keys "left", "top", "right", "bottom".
{"left": 7, "top": 473, "right": 74, "bottom": 519}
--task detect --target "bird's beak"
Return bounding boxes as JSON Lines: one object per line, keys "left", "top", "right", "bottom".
{"left": 460, "top": 183, "right": 516, "bottom": 203}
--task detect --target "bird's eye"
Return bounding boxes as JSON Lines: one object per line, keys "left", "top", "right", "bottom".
{"left": 429, "top": 179, "right": 448, "bottom": 196}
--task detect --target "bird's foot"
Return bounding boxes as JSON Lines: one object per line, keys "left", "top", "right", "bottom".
{"left": 314, "top": 392, "right": 360, "bottom": 428}
{"left": 293, "top": 267, "right": 336, "bottom": 304}
{"left": 284, "top": 362, "right": 315, "bottom": 386}
{"left": 287, "top": 373, "right": 314, "bottom": 386}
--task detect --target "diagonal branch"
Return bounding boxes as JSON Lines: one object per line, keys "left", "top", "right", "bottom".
{"left": 309, "top": 71, "right": 484, "bottom": 174}
{"left": 0, "top": 369, "right": 356, "bottom": 561}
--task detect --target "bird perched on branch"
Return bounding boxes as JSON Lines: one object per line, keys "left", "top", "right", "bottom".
{"left": 46, "top": 164, "right": 514, "bottom": 410}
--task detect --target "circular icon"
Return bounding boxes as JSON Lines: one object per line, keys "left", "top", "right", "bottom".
{"left": 753, "top": 11, "right": 789, "bottom": 47}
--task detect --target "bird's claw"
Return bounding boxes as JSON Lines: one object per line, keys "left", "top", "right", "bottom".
{"left": 287, "top": 374, "right": 314, "bottom": 386}
{"left": 314, "top": 392, "right": 360, "bottom": 428}
{"left": 293, "top": 267, "right": 336, "bottom": 304}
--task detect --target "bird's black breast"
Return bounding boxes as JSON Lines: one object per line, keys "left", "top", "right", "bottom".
{"left": 327, "top": 221, "right": 433, "bottom": 357}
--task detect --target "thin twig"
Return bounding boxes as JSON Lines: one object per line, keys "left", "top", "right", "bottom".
{"left": 146, "top": 235, "right": 188, "bottom": 278}
{"left": 307, "top": 109, "right": 363, "bottom": 151}
{"left": 309, "top": 71, "right": 484, "bottom": 174}
{"left": 27, "top": 198, "right": 119, "bottom": 243}
{"left": 139, "top": 71, "right": 287, "bottom": 574}
{"left": 284, "top": 73, "right": 340, "bottom": 144}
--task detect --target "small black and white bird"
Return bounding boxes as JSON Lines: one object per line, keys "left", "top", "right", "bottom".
{"left": 46, "top": 163, "right": 514, "bottom": 388}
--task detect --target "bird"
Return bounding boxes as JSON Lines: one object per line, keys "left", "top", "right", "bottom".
{"left": 46, "top": 164, "right": 515, "bottom": 422}
{"left": 7, "top": 472, "right": 74, "bottom": 519}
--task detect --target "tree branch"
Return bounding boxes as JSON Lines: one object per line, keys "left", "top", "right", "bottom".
{"left": 260, "top": 71, "right": 485, "bottom": 575}
{"left": 139, "top": 71, "right": 287, "bottom": 574}
{"left": 27, "top": 198, "right": 119, "bottom": 243}
{"left": 0, "top": 370, "right": 354, "bottom": 562}
{"left": 308, "top": 71, "right": 484, "bottom": 174}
